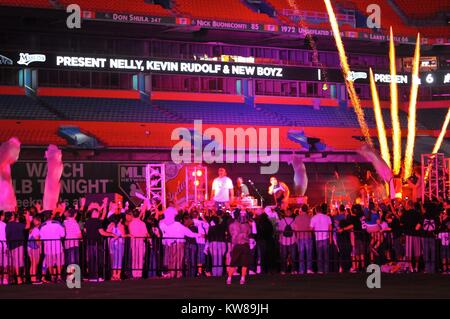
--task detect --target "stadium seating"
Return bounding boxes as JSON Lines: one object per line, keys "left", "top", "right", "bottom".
{"left": 266, "top": 0, "right": 327, "bottom": 13}
{"left": 0, "top": 119, "right": 369, "bottom": 150}
{"left": 153, "top": 100, "right": 288, "bottom": 126}
{"left": 0, "top": 122, "right": 67, "bottom": 146}
{"left": 350, "top": 0, "right": 418, "bottom": 35}
{"left": 58, "top": 0, "right": 172, "bottom": 16}
{"left": 0, "top": 0, "right": 173, "bottom": 15}
{"left": 0, "top": 95, "right": 59, "bottom": 120}
{"left": 418, "top": 26, "right": 450, "bottom": 38}
{"left": 256, "top": 103, "right": 423, "bottom": 129}
{"left": 416, "top": 108, "right": 450, "bottom": 130}
{"left": 0, "top": 0, "right": 51, "bottom": 9}
{"left": 173, "top": 0, "right": 276, "bottom": 24}
{"left": 40, "top": 96, "right": 177, "bottom": 122}
{"left": 394, "top": 0, "right": 449, "bottom": 19}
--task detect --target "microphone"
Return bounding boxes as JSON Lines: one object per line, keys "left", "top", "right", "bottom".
{"left": 248, "top": 179, "right": 254, "bottom": 184}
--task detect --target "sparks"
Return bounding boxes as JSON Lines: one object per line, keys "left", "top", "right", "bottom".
{"left": 432, "top": 107, "right": 450, "bottom": 154}
{"left": 369, "top": 68, "right": 391, "bottom": 168}
{"left": 324, "top": 0, "right": 373, "bottom": 147}
{"left": 389, "top": 27, "right": 402, "bottom": 175}
{"left": 424, "top": 107, "right": 450, "bottom": 181}
{"left": 403, "top": 33, "right": 420, "bottom": 179}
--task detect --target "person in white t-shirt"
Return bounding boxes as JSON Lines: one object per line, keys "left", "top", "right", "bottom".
{"left": 129, "top": 209, "right": 149, "bottom": 279}
{"left": 211, "top": 168, "right": 234, "bottom": 209}
{"left": 310, "top": 204, "right": 332, "bottom": 274}
{"left": 159, "top": 207, "right": 201, "bottom": 278}
{"left": 39, "top": 215, "right": 66, "bottom": 282}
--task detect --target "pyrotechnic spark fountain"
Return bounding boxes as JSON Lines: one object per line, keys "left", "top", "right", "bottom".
{"left": 369, "top": 68, "right": 391, "bottom": 168}
{"left": 403, "top": 33, "right": 420, "bottom": 179}
{"left": 389, "top": 27, "right": 402, "bottom": 175}
{"left": 424, "top": 107, "right": 450, "bottom": 181}
{"left": 324, "top": 0, "right": 373, "bottom": 147}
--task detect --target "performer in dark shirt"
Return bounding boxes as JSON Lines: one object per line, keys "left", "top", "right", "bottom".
{"left": 236, "top": 177, "right": 250, "bottom": 199}
{"left": 268, "top": 177, "right": 290, "bottom": 210}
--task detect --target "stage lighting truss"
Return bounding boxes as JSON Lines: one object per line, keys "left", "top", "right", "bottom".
{"left": 421, "top": 153, "right": 447, "bottom": 202}
{"left": 185, "top": 165, "right": 208, "bottom": 205}
{"left": 145, "top": 164, "right": 166, "bottom": 209}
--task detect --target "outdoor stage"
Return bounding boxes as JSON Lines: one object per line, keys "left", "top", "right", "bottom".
{"left": 1, "top": 274, "right": 449, "bottom": 299}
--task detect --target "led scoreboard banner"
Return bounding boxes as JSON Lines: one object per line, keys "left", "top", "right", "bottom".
{"left": 88, "top": 12, "right": 449, "bottom": 46}
{"left": 1, "top": 51, "right": 449, "bottom": 86}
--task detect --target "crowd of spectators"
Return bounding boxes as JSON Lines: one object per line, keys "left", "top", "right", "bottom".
{"left": 0, "top": 196, "right": 449, "bottom": 285}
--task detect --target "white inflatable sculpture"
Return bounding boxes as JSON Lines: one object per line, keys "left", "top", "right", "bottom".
{"left": 288, "top": 154, "right": 308, "bottom": 196}
{"left": 43, "top": 144, "right": 63, "bottom": 211}
{"left": 0, "top": 137, "right": 21, "bottom": 212}
{"left": 357, "top": 144, "right": 395, "bottom": 200}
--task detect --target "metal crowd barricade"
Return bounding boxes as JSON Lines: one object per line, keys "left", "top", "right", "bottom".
{"left": 0, "top": 230, "right": 447, "bottom": 285}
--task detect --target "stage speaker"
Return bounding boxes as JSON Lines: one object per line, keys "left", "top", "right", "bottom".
{"left": 85, "top": 193, "right": 123, "bottom": 206}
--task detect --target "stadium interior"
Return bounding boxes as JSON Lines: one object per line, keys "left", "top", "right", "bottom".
{"left": 0, "top": 0, "right": 449, "bottom": 205}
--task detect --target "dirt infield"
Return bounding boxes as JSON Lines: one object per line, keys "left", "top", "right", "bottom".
{"left": 1, "top": 273, "right": 449, "bottom": 299}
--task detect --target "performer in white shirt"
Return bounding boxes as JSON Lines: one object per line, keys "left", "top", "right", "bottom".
{"left": 211, "top": 167, "right": 234, "bottom": 209}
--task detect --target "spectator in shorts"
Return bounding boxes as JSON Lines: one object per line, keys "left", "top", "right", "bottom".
{"left": 27, "top": 216, "right": 42, "bottom": 284}
{"left": 310, "top": 204, "right": 332, "bottom": 274}
{"left": 400, "top": 200, "right": 422, "bottom": 272}
{"left": 63, "top": 208, "right": 82, "bottom": 266}
{"left": 0, "top": 211, "right": 8, "bottom": 285}
{"left": 6, "top": 212, "right": 27, "bottom": 285}
{"left": 277, "top": 209, "right": 297, "bottom": 275}
{"left": 227, "top": 210, "right": 252, "bottom": 285}
{"left": 39, "top": 213, "right": 65, "bottom": 283}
